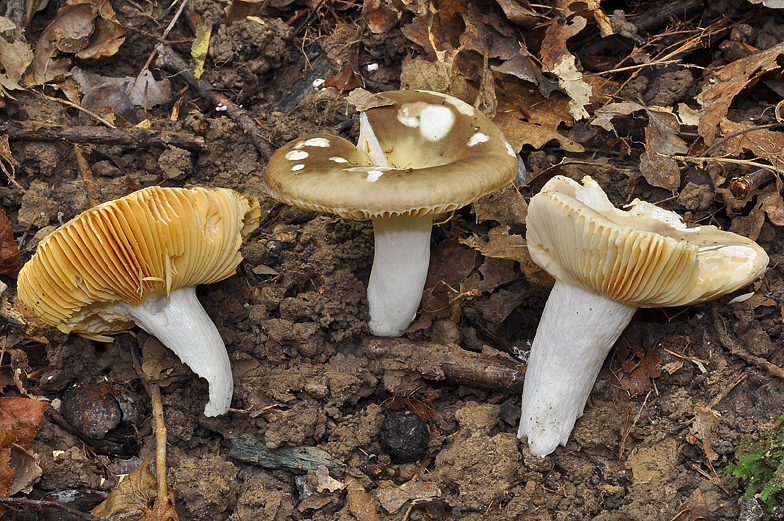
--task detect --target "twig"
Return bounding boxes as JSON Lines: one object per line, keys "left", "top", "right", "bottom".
{"left": 349, "top": 336, "right": 525, "bottom": 393}
{"left": 74, "top": 145, "right": 102, "bottom": 207}
{"left": 131, "top": 349, "right": 179, "bottom": 521}
{"left": 0, "top": 497, "right": 104, "bottom": 521}
{"left": 133, "top": 0, "right": 189, "bottom": 94}
{"left": 1, "top": 122, "right": 205, "bottom": 151}
{"left": 707, "top": 371, "right": 748, "bottom": 409}
{"left": 156, "top": 45, "right": 275, "bottom": 161}
{"left": 711, "top": 302, "right": 784, "bottom": 379}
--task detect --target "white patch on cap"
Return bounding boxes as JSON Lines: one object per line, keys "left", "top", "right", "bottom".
{"left": 303, "top": 137, "right": 331, "bottom": 147}
{"left": 292, "top": 164, "right": 305, "bottom": 171}
{"left": 285, "top": 150, "right": 309, "bottom": 160}
{"left": 420, "top": 90, "right": 475, "bottom": 116}
{"left": 366, "top": 170, "right": 384, "bottom": 182}
{"left": 330, "top": 157, "right": 349, "bottom": 163}
{"left": 468, "top": 132, "right": 489, "bottom": 147}
{"left": 419, "top": 105, "right": 455, "bottom": 141}
{"left": 505, "top": 142, "right": 515, "bottom": 156}
{"left": 396, "top": 101, "right": 456, "bottom": 140}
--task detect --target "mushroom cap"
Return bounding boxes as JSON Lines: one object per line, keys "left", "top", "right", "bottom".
{"left": 263, "top": 90, "right": 518, "bottom": 219}
{"left": 526, "top": 176, "right": 768, "bottom": 308}
{"left": 17, "top": 186, "right": 261, "bottom": 338}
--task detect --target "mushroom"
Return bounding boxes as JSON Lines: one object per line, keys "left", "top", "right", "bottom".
{"left": 17, "top": 186, "right": 261, "bottom": 417}
{"left": 519, "top": 175, "right": 768, "bottom": 457}
{"left": 264, "top": 90, "right": 518, "bottom": 336}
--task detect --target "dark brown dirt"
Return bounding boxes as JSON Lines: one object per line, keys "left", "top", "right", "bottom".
{"left": 3, "top": 0, "right": 784, "bottom": 520}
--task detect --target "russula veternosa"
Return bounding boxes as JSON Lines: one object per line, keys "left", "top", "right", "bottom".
{"left": 264, "top": 90, "right": 518, "bottom": 337}
{"left": 17, "top": 186, "right": 261, "bottom": 417}
{"left": 519, "top": 175, "right": 768, "bottom": 457}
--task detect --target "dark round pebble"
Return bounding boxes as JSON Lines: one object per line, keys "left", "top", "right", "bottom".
{"left": 379, "top": 411, "right": 429, "bottom": 463}
{"left": 61, "top": 384, "right": 122, "bottom": 440}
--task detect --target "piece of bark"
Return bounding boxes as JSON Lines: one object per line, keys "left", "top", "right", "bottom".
{"left": 230, "top": 437, "right": 346, "bottom": 477}
{"left": 0, "top": 122, "right": 205, "bottom": 151}
{"left": 350, "top": 336, "right": 525, "bottom": 394}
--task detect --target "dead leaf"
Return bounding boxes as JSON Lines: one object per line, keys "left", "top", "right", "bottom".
{"left": 0, "top": 38, "right": 33, "bottom": 98}
{"left": 696, "top": 41, "right": 784, "bottom": 145}
{"left": 639, "top": 147, "right": 682, "bottom": 193}
{"left": 460, "top": 226, "right": 552, "bottom": 286}
{"left": 690, "top": 408, "right": 720, "bottom": 463}
{"left": 672, "top": 488, "right": 710, "bottom": 521}
{"left": 74, "top": 13, "right": 126, "bottom": 60}
{"left": 347, "top": 88, "right": 397, "bottom": 111}
{"left": 0, "top": 209, "right": 20, "bottom": 278}
{"left": 363, "top": 0, "right": 401, "bottom": 33}
{"left": 620, "top": 347, "right": 662, "bottom": 395}
{"left": 0, "top": 398, "right": 47, "bottom": 448}
{"left": 24, "top": 3, "right": 96, "bottom": 86}
{"left": 540, "top": 15, "right": 592, "bottom": 120}
{"left": 91, "top": 460, "right": 157, "bottom": 518}
{"left": 492, "top": 0, "right": 543, "bottom": 27}
{"left": 719, "top": 118, "right": 784, "bottom": 167}
{"left": 376, "top": 479, "right": 441, "bottom": 514}
{"left": 473, "top": 184, "right": 528, "bottom": 226}
{"left": 346, "top": 476, "right": 381, "bottom": 521}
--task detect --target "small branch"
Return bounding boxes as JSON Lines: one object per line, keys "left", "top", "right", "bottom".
{"left": 74, "top": 145, "right": 101, "bottom": 207}
{"left": 1, "top": 122, "right": 206, "bottom": 151}
{"left": 156, "top": 45, "right": 274, "bottom": 161}
{"left": 0, "top": 497, "right": 104, "bottom": 521}
{"left": 711, "top": 302, "right": 784, "bottom": 379}
{"left": 349, "top": 336, "right": 525, "bottom": 393}
{"left": 131, "top": 349, "right": 179, "bottom": 521}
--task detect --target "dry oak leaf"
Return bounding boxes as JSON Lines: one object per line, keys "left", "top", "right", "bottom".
{"left": 363, "top": 0, "right": 401, "bottom": 34}
{"left": 460, "top": 226, "right": 552, "bottom": 286}
{"left": 690, "top": 407, "right": 720, "bottom": 463}
{"left": 696, "top": 40, "right": 784, "bottom": 146}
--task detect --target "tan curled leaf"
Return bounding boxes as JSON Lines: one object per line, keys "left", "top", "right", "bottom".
{"left": 91, "top": 460, "right": 157, "bottom": 519}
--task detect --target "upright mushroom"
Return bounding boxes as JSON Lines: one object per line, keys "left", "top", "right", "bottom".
{"left": 17, "top": 186, "right": 261, "bottom": 417}
{"left": 264, "top": 90, "right": 518, "bottom": 336}
{"left": 519, "top": 175, "right": 768, "bottom": 457}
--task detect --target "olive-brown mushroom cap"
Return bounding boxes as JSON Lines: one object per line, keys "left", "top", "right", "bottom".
{"left": 263, "top": 90, "right": 518, "bottom": 219}
{"left": 526, "top": 176, "right": 769, "bottom": 308}
{"left": 17, "top": 186, "right": 261, "bottom": 339}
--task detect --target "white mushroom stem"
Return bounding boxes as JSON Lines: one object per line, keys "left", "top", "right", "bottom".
{"left": 122, "top": 286, "right": 233, "bottom": 417}
{"left": 367, "top": 214, "right": 434, "bottom": 337}
{"left": 518, "top": 281, "right": 636, "bottom": 457}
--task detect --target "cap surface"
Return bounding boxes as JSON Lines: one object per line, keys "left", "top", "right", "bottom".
{"left": 526, "top": 176, "right": 768, "bottom": 308}
{"left": 264, "top": 90, "right": 518, "bottom": 219}
{"left": 17, "top": 186, "right": 261, "bottom": 337}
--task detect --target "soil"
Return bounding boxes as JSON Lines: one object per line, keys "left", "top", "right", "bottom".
{"left": 3, "top": 0, "right": 784, "bottom": 520}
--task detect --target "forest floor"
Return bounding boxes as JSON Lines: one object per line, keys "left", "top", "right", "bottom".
{"left": 1, "top": 0, "right": 784, "bottom": 519}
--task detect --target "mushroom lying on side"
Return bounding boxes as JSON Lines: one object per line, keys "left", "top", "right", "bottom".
{"left": 264, "top": 90, "right": 518, "bottom": 337}
{"left": 519, "top": 175, "right": 768, "bottom": 457}
{"left": 17, "top": 186, "right": 261, "bottom": 417}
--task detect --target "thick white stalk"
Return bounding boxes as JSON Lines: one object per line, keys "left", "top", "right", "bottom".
{"left": 124, "top": 286, "right": 233, "bottom": 417}
{"left": 518, "top": 281, "right": 636, "bottom": 457}
{"left": 367, "top": 215, "right": 433, "bottom": 337}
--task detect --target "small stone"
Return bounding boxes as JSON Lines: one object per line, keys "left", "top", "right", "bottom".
{"left": 379, "top": 412, "right": 429, "bottom": 463}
